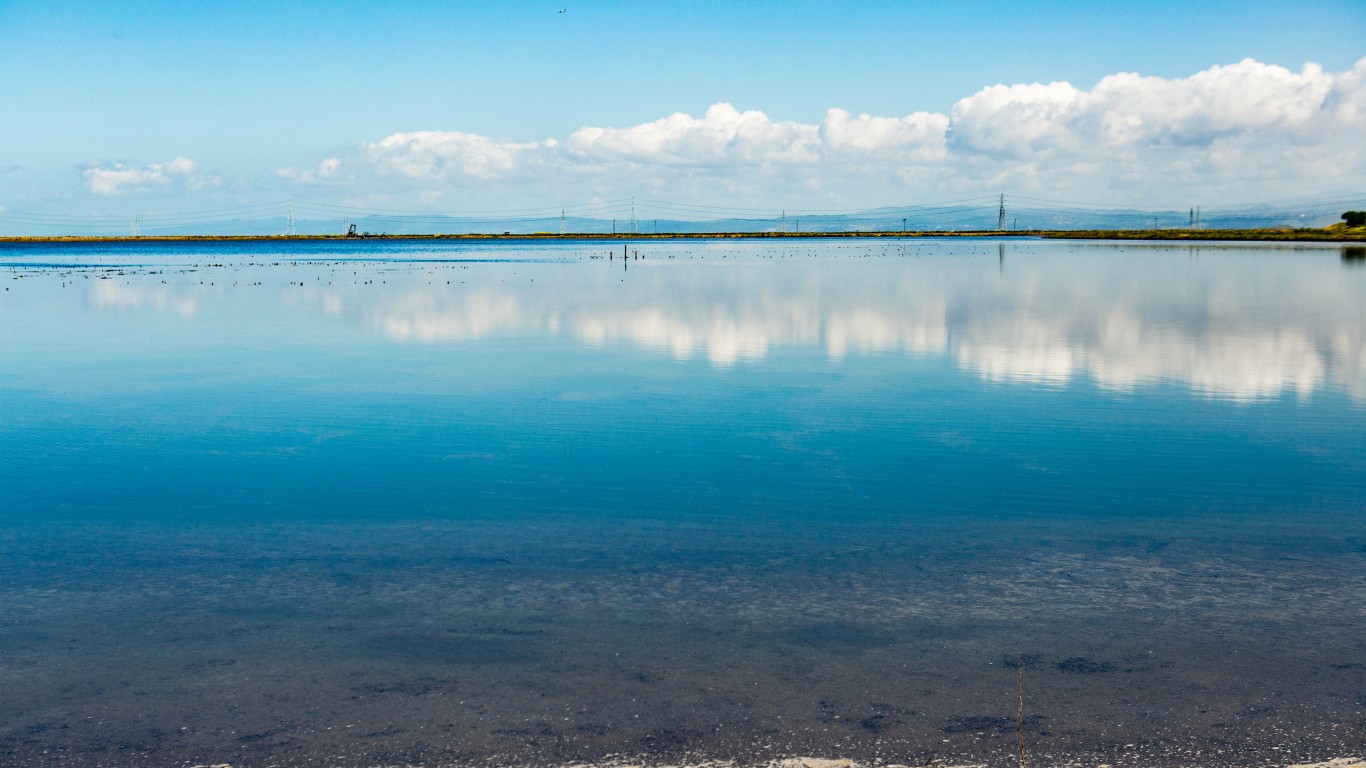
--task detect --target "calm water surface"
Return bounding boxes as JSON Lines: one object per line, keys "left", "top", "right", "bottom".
{"left": 1, "top": 238, "right": 1364, "bottom": 768}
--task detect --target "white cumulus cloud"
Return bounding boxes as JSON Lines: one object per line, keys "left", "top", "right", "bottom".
{"left": 277, "top": 57, "right": 1366, "bottom": 207}
{"left": 949, "top": 58, "right": 1351, "bottom": 155}
{"left": 368, "top": 132, "right": 549, "bottom": 180}
{"left": 276, "top": 156, "right": 344, "bottom": 184}
{"left": 821, "top": 108, "right": 949, "bottom": 158}
{"left": 942, "top": 57, "right": 1366, "bottom": 198}
{"left": 83, "top": 156, "right": 218, "bottom": 196}
{"left": 563, "top": 103, "right": 822, "bottom": 166}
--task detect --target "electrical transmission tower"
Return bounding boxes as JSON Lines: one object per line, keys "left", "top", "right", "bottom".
{"left": 286, "top": 198, "right": 296, "bottom": 236}
{"left": 630, "top": 195, "right": 636, "bottom": 235}
{"left": 129, "top": 216, "right": 140, "bottom": 237}
{"left": 997, "top": 194, "right": 1007, "bottom": 231}
{"left": 560, "top": 210, "right": 566, "bottom": 235}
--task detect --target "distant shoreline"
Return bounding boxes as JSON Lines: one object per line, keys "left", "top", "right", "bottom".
{"left": 1, "top": 228, "right": 1363, "bottom": 244}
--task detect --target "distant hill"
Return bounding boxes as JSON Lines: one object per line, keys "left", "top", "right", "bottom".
{"left": 3, "top": 194, "right": 1362, "bottom": 237}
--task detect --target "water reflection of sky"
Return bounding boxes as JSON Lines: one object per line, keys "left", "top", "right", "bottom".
{"left": 4, "top": 239, "right": 1365, "bottom": 403}
{"left": 4, "top": 239, "right": 1365, "bottom": 767}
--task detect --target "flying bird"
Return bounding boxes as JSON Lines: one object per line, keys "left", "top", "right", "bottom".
{"left": 558, "top": 8, "right": 566, "bottom": 12}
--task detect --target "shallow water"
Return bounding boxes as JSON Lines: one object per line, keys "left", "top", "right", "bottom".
{"left": 1, "top": 238, "right": 1363, "bottom": 768}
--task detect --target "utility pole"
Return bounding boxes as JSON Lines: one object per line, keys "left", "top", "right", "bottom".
{"left": 997, "top": 194, "right": 1007, "bottom": 231}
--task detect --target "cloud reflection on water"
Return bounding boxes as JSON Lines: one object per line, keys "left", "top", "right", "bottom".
{"left": 77, "top": 245, "right": 1365, "bottom": 403}
{"left": 338, "top": 278, "right": 949, "bottom": 367}
{"left": 87, "top": 281, "right": 200, "bottom": 318}
{"left": 294, "top": 249, "right": 1365, "bottom": 403}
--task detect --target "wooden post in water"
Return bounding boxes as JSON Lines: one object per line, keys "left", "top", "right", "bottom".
{"left": 1017, "top": 658, "right": 1029, "bottom": 768}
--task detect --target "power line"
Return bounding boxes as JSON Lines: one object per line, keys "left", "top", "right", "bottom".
{"left": 294, "top": 198, "right": 634, "bottom": 217}
{"left": 0, "top": 200, "right": 286, "bottom": 225}
{"left": 634, "top": 195, "right": 1001, "bottom": 215}
{"left": 4, "top": 190, "right": 1363, "bottom": 236}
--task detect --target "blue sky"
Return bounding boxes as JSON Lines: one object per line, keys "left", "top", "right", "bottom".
{"left": 2, "top": 0, "right": 1364, "bottom": 226}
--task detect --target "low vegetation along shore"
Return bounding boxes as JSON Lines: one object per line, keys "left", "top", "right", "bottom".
{"left": 1, "top": 227, "right": 1364, "bottom": 244}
